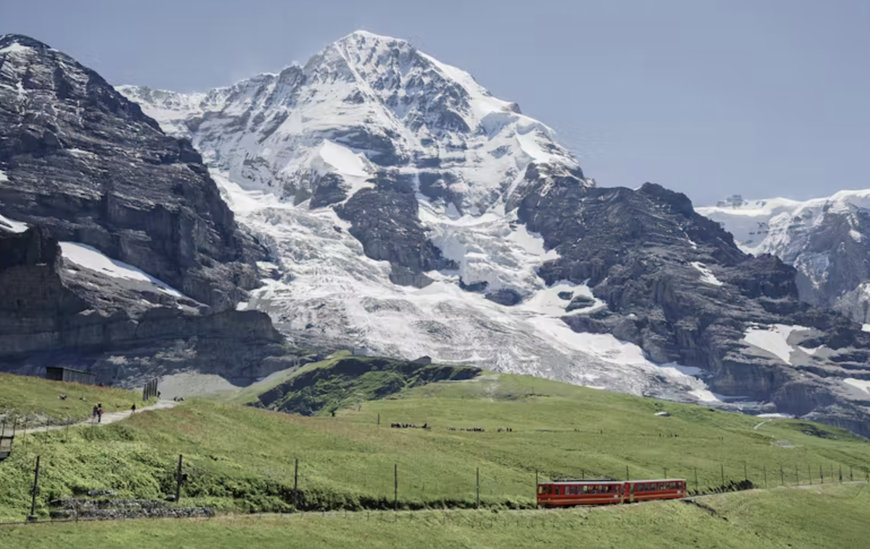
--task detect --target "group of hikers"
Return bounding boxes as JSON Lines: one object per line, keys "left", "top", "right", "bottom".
{"left": 91, "top": 402, "right": 139, "bottom": 423}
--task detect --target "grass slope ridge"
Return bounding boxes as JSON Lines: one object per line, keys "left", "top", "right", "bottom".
{"left": 0, "top": 372, "right": 148, "bottom": 425}
{"left": 1, "top": 372, "right": 870, "bottom": 522}
{"left": 250, "top": 354, "right": 480, "bottom": 415}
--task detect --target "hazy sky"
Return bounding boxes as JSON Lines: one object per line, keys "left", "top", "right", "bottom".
{"left": 2, "top": 0, "right": 868, "bottom": 206}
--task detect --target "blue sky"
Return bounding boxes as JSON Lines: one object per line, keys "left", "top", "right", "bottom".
{"left": 2, "top": 0, "right": 868, "bottom": 206}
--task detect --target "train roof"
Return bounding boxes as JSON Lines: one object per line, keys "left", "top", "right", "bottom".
{"left": 538, "top": 479, "right": 685, "bottom": 485}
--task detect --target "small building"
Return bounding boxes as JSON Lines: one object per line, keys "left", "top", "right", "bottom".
{"left": 45, "top": 366, "right": 96, "bottom": 385}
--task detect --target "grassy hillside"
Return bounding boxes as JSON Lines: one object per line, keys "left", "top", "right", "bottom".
{"left": 0, "top": 372, "right": 150, "bottom": 425}
{"left": 1, "top": 484, "right": 866, "bottom": 549}
{"left": 244, "top": 353, "right": 480, "bottom": 414}
{"left": 1, "top": 371, "right": 869, "bottom": 523}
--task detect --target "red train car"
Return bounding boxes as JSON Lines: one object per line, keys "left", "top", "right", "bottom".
{"left": 537, "top": 479, "right": 687, "bottom": 507}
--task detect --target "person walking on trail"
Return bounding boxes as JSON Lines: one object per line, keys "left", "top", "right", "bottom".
{"left": 131, "top": 403, "right": 136, "bottom": 414}
{"left": 97, "top": 403, "right": 104, "bottom": 423}
{"left": 92, "top": 405, "right": 99, "bottom": 423}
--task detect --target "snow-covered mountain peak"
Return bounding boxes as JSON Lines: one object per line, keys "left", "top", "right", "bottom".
{"left": 699, "top": 189, "right": 870, "bottom": 325}
{"left": 0, "top": 33, "right": 49, "bottom": 54}
{"left": 120, "top": 31, "right": 584, "bottom": 215}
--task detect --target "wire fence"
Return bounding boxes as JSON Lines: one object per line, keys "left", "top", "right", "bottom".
{"left": 3, "top": 447, "right": 869, "bottom": 525}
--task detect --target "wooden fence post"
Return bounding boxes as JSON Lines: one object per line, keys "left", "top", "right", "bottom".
{"left": 476, "top": 467, "right": 480, "bottom": 509}
{"left": 175, "top": 454, "right": 183, "bottom": 503}
{"left": 27, "top": 455, "right": 40, "bottom": 521}
{"left": 294, "top": 457, "right": 299, "bottom": 509}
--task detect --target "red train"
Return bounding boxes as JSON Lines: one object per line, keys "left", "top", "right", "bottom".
{"left": 536, "top": 479, "right": 687, "bottom": 507}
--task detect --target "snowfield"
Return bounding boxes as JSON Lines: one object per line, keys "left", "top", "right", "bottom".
{"left": 60, "top": 242, "right": 184, "bottom": 297}
{"left": 742, "top": 324, "right": 809, "bottom": 365}
{"left": 843, "top": 378, "right": 870, "bottom": 395}
{"left": 218, "top": 167, "right": 723, "bottom": 403}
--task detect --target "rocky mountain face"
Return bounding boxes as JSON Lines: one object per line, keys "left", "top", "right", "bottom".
{"left": 120, "top": 31, "right": 870, "bottom": 435}
{"left": 698, "top": 192, "right": 870, "bottom": 326}
{"left": 0, "top": 226, "right": 294, "bottom": 387}
{"left": 0, "top": 34, "right": 298, "bottom": 386}
{"left": 0, "top": 34, "right": 264, "bottom": 310}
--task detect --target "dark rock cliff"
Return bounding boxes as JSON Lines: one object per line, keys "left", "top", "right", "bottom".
{"left": 0, "top": 34, "right": 265, "bottom": 310}
{"left": 0, "top": 227, "right": 293, "bottom": 386}
{"left": 510, "top": 169, "right": 870, "bottom": 436}
{"left": 0, "top": 35, "right": 298, "bottom": 386}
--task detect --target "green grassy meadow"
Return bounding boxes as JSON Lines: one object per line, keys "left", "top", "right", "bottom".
{"left": 0, "top": 483, "right": 866, "bottom": 549}
{"left": 1, "top": 371, "right": 869, "bottom": 524}
{"left": 0, "top": 372, "right": 150, "bottom": 425}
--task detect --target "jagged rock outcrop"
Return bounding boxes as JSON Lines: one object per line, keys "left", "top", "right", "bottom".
{"left": 0, "top": 35, "right": 301, "bottom": 386}
{"left": 0, "top": 227, "right": 293, "bottom": 386}
{"left": 0, "top": 34, "right": 265, "bottom": 310}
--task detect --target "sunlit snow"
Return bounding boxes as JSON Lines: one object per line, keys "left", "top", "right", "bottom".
{"left": 742, "top": 324, "right": 807, "bottom": 365}
{"left": 0, "top": 211, "right": 28, "bottom": 233}
{"left": 60, "top": 242, "right": 183, "bottom": 297}
{"left": 690, "top": 262, "right": 724, "bottom": 286}
{"left": 843, "top": 378, "right": 870, "bottom": 394}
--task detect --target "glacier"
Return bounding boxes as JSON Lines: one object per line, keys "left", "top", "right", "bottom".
{"left": 117, "top": 31, "right": 759, "bottom": 406}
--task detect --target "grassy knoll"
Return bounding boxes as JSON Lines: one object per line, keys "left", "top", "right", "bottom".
{"left": 1, "top": 371, "right": 869, "bottom": 523}
{"left": 0, "top": 372, "right": 150, "bottom": 424}
{"left": 246, "top": 353, "right": 479, "bottom": 414}
{"left": 0, "top": 484, "right": 866, "bottom": 548}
